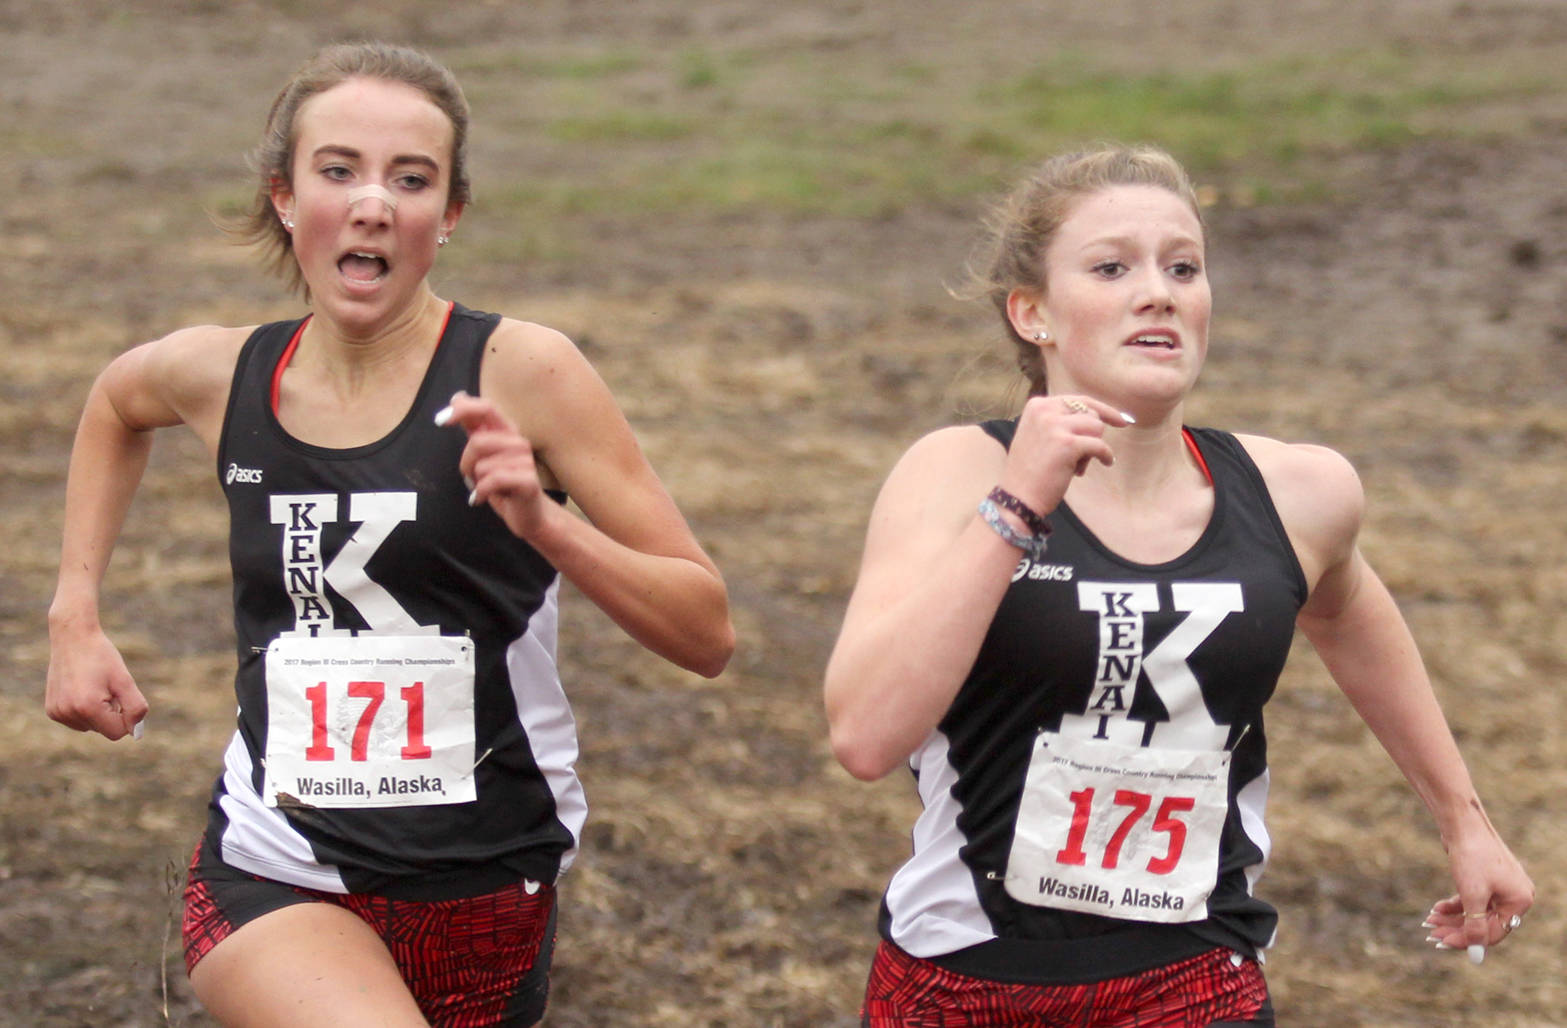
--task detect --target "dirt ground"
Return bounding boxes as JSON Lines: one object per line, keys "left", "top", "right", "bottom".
{"left": 3, "top": 2, "right": 1565, "bottom": 1026}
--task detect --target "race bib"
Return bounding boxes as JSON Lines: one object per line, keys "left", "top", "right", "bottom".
{"left": 1002, "top": 732, "right": 1230, "bottom": 923}
{"left": 262, "top": 635, "right": 477, "bottom": 809}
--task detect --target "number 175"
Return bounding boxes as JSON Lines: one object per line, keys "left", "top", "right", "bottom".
{"left": 1055, "top": 787, "right": 1194, "bottom": 875}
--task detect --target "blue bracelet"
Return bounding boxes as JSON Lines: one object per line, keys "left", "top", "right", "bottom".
{"left": 978, "top": 497, "right": 1049, "bottom": 560}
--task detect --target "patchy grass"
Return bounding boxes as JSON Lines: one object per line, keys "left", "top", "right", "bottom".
{"left": 459, "top": 41, "right": 1556, "bottom": 226}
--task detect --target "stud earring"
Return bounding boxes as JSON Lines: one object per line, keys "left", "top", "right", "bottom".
{"left": 437, "top": 234, "right": 450, "bottom": 247}
{"left": 1034, "top": 330, "right": 1049, "bottom": 342}
{"left": 281, "top": 212, "right": 294, "bottom": 231}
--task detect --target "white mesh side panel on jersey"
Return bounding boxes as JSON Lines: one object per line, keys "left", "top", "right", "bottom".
{"left": 504, "top": 580, "right": 588, "bottom": 877}
{"left": 883, "top": 730, "right": 999, "bottom": 956}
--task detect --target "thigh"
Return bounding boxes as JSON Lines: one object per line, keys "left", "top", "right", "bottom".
{"left": 184, "top": 839, "right": 553, "bottom": 1028}
{"left": 189, "top": 900, "right": 430, "bottom": 1028}
{"left": 351, "top": 879, "right": 556, "bottom": 1028}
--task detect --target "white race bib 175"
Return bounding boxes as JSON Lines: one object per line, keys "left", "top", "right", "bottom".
{"left": 1002, "top": 732, "right": 1230, "bottom": 923}
{"left": 262, "top": 635, "right": 477, "bottom": 809}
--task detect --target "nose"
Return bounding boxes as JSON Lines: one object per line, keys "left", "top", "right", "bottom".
{"left": 1133, "top": 265, "right": 1175, "bottom": 314}
{"left": 346, "top": 184, "right": 398, "bottom": 225}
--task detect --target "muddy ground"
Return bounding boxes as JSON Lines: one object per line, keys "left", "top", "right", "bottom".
{"left": 2, "top": 2, "right": 1564, "bottom": 1025}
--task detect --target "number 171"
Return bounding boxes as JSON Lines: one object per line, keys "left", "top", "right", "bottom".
{"left": 303, "top": 680, "right": 433, "bottom": 762}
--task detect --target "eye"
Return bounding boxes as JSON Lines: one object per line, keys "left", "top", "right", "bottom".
{"left": 1091, "top": 260, "right": 1127, "bottom": 279}
{"left": 394, "top": 172, "right": 433, "bottom": 192}
{"left": 316, "top": 164, "right": 357, "bottom": 184}
{"left": 1169, "top": 259, "right": 1202, "bottom": 281}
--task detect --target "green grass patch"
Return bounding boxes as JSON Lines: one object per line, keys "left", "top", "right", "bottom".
{"left": 546, "top": 112, "right": 696, "bottom": 143}
{"left": 462, "top": 42, "right": 1554, "bottom": 226}
{"left": 970, "top": 50, "right": 1535, "bottom": 175}
{"left": 458, "top": 49, "right": 646, "bottom": 81}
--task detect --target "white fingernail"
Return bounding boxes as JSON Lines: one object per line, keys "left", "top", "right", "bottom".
{"left": 468, "top": 488, "right": 480, "bottom": 507}
{"left": 434, "top": 405, "right": 454, "bottom": 426}
{"left": 463, "top": 475, "right": 475, "bottom": 491}
{"left": 1120, "top": 411, "right": 1137, "bottom": 424}
{"left": 132, "top": 719, "right": 145, "bottom": 740}
{"left": 1468, "top": 944, "right": 1486, "bottom": 965}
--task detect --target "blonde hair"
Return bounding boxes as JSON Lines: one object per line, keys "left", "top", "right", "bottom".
{"left": 966, "top": 144, "right": 1203, "bottom": 395}
{"left": 231, "top": 42, "right": 472, "bottom": 298}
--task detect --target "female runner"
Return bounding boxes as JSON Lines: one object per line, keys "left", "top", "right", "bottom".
{"left": 46, "top": 42, "right": 733, "bottom": 1027}
{"left": 824, "top": 144, "right": 1531, "bottom": 1026}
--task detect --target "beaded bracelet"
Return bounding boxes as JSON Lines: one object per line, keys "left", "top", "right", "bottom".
{"left": 986, "top": 486, "right": 1050, "bottom": 538}
{"left": 978, "top": 497, "right": 1050, "bottom": 560}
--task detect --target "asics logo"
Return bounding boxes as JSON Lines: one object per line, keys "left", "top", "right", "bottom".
{"left": 226, "top": 463, "right": 264, "bottom": 485}
{"left": 1012, "top": 558, "right": 1074, "bottom": 583}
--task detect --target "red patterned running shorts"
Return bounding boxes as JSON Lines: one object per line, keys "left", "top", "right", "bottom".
{"left": 861, "top": 940, "right": 1273, "bottom": 1027}
{"left": 182, "top": 841, "right": 555, "bottom": 1027}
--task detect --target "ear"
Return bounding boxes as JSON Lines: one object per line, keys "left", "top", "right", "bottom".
{"left": 269, "top": 176, "right": 294, "bottom": 226}
{"left": 1005, "top": 287, "right": 1051, "bottom": 347}
{"left": 441, "top": 200, "right": 466, "bottom": 239}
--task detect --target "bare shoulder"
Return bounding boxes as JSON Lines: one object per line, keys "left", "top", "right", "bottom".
{"left": 147, "top": 324, "right": 250, "bottom": 384}
{"left": 478, "top": 318, "right": 589, "bottom": 384}
{"left": 873, "top": 423, "right": 1007, "bottom": 527}
{"left": 889, "top": 423, "right": 1006, "bottom": 486}
{"left": 107, "top": 324, "right": 251, "bottom": 433}
{"left": 477, "top": 318, "right": 605, "bottom": 422}
{"left": 1234, "top": 433, "right": 1362, "bottom": 506}
{"left": 1235, "top": 432, "right": 1364, "bottom": 581}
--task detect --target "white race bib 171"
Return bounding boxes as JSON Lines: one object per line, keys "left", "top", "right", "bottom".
{"left": 1002, "top": 732, "right": 1230, "bottom": 923}
{"left": 262, "top": 635, "right": 477, "bottom": 809}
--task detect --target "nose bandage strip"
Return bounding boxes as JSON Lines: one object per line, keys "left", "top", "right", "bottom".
{"left": 346, "top": 184, "right": 399, "bottom": 212}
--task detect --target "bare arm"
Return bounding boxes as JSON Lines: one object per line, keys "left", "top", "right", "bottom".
{"left": 1248, "top": 435, "right": 1534, "bottom": 955}
{"left": 825, "top": 395, "right": 1128, "bottom": 780}
{"left": 449, "top": 320, "right": 733, "bottom": 678}
{"left": 823, "top": 427, "right": 1018, "bottom": 779}
{"left": 45, "top": 328, "right": 240, "bottom": 738}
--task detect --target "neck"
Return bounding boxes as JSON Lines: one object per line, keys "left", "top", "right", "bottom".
{"left": 299, "top": 290, "right": 447, "bottom": 376}
{"left": 1074, "top": 414, "right": 1207, "bottom": 500}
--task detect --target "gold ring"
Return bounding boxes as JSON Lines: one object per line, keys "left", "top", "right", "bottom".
{"left": 1463, "top": 912, "right": 1489, "bottom": 920}
{"left": 1063, "top": 398, "right": 1090, "bottom": 415}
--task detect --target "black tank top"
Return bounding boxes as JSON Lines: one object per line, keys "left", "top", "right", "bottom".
{"left": 206, "top": 303, "right": 585, "bottom": 895}
{"left": 880, "top": 422, "right": 1308, "bottom": 983}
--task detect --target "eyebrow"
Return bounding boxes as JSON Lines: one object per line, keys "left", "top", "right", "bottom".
{"left": 309, "top": 144, "right": 442, "bottom": 174}
{"left": 1077, "top": 233, "right": 1204, "bottom": 253}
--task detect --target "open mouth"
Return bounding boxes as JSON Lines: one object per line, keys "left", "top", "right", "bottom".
{"left": 1128, "top": 333, "right": 1178, "bottom": 350}
{"left": 338, "top": 251, "right": 389, "bottom": 283}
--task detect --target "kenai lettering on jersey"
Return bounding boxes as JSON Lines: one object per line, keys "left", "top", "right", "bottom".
{"left": 269, "top": 491, "right": 438, "bottom": 638}
{"left": 1059, "top": 581, "right": 1242, "bottom": 750}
